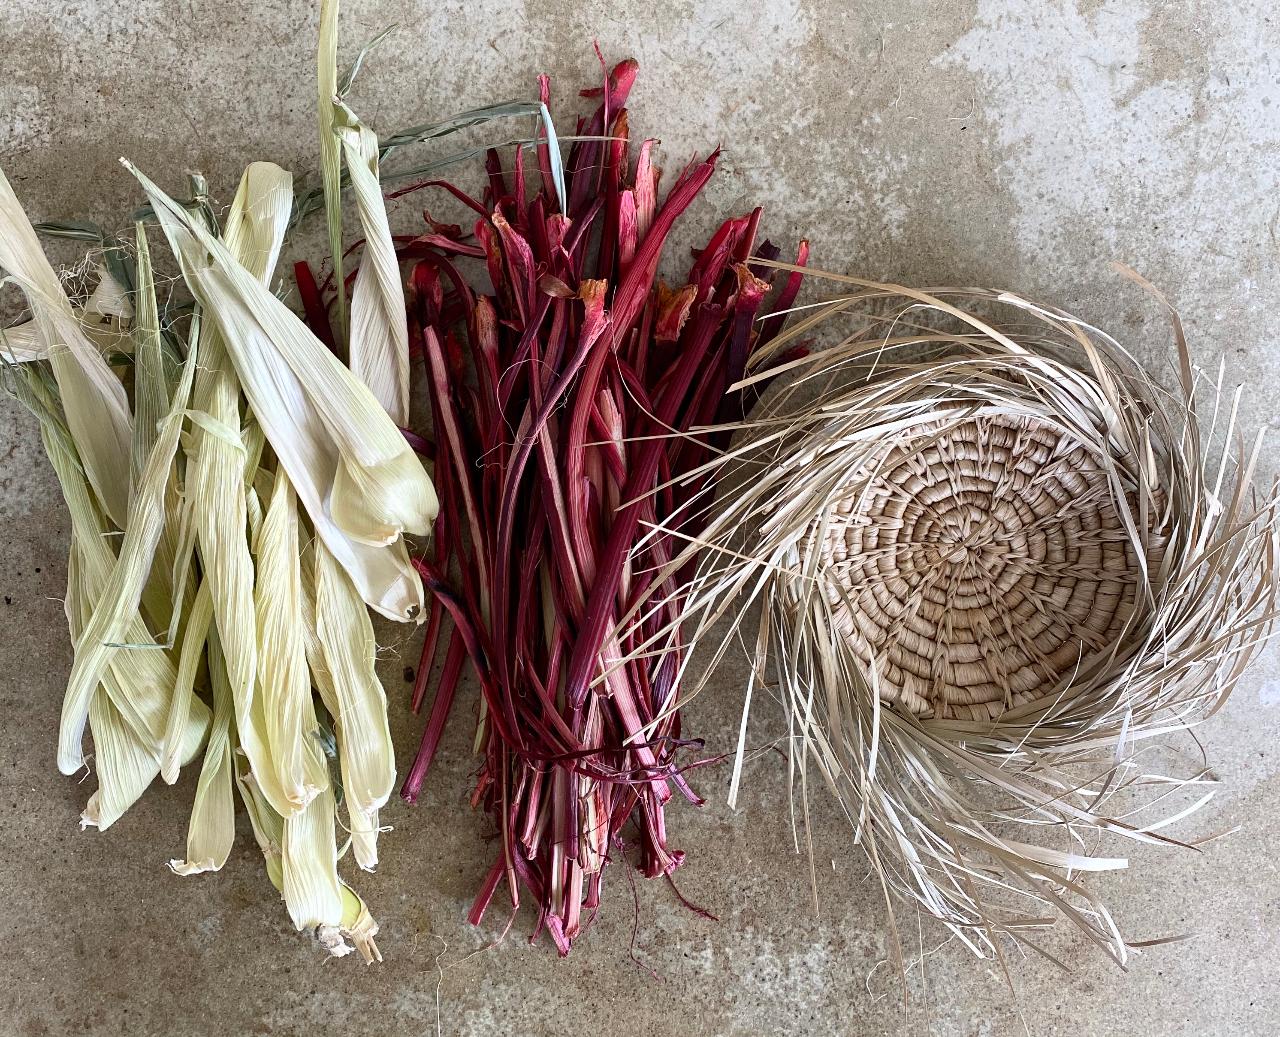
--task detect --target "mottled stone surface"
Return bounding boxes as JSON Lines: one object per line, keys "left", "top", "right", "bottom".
{"left": 2, "top": 1, "right": 1278, "bottom": 1034}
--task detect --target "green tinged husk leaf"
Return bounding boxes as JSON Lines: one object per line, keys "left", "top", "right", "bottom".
{"left": 318, "top": 0, "right": 346, "bottom": 339}
{"left": 132, "top": 222, "right": 191, "bottom": 639}
{"left": 56, "top": 335, "right": 199, "bottom": 775}
{"left": 129, "top": 222, "right": 168, "bottom": 481}
{"left": 337, "top": 24, "right": 396, "bottom": 97}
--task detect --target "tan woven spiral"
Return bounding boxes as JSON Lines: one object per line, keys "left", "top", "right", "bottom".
{"left": 818, "top": 413, "right": 1153, "bottom": 721}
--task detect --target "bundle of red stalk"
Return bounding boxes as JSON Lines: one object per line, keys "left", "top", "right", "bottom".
{"left": 381, "top": 59, "right": 805, "bottom": 952}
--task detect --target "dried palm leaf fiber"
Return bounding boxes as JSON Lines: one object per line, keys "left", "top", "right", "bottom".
{"left": 625, "top": 263, "right": 1280, "bottom": 970}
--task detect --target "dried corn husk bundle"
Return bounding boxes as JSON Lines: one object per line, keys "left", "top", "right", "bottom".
{"left": 629, "top": 265, "right": 1280, "bottom": 969}
{"left": 0, "top": 0, "right": 445, "bottom": 955}
{"left": 1, "top": 157, "right": 428, "bottom": 960}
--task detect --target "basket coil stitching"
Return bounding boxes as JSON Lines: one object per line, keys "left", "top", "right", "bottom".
{"left": 814, "top": 411, "right": 1162, "bottom": 721}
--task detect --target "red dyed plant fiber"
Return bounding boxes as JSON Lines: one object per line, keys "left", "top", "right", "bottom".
{"left": 361, "top": 57, "right": 804, "bottom": 954}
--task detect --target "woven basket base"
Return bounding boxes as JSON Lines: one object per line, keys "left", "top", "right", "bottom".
{"left": 819, "top": 414, "right": 1147, "bottom": 721}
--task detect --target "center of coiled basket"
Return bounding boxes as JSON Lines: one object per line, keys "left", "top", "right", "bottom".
{"left": 819, "top": 413, "right": 1150, "bottom": 721}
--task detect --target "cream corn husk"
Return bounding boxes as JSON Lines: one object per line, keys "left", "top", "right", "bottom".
{"left": 625, "top": 264, "right": 1280, "bottom": 972}
{"left": 335, "top": 98, "right": 410, "bottom": 425}
{"left": 3, "top": 142, "right": 422, "bottom": 960}
{"left": 125, "top": 160, "right": 437, "bottom": 621}
{"left": 0, "top": 166, "right": 132, "bottom": 527}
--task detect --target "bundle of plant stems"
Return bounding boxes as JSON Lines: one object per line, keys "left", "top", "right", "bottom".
{"left": 627, "top": 267, "right": 1280, "bottom": 970}
{"left": 356, "top": 57, "right": 808, "bottom": 952}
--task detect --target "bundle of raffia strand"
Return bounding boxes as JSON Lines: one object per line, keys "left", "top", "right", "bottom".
{"left": 625, "top": 264, "right": 1280, "bottom": 971}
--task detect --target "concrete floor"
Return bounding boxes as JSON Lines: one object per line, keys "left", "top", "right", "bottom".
{"left": 3, "top": 1, "right": 1279, "bottom": 1034}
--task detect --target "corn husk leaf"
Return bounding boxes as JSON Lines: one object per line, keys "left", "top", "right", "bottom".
{"left": 67, "top": 544, "right": 201, "bottom": 830}
{"left": 129, "top": 222, "right": 169, "bottom": 481}
{"left": 168, "top": 601, "right": 236, "bottom": 874}
{"left": 0, "top": 164, "right": 132, "bottom": 526}
{"left": 317, "top": 0, "right": 346, "bottom": 337}
{"left": 124, "top": 159, "right": 437, "bottom": 620}
{"left": 227, "top": 635, "right": 286, "bottom": 892}
{"left": 335, "top": 100, "right": 409, "bottom": 425}
{"left": 329, "top": 882, "right": 382, "bottom": 963}
{"left": 309, "top": 540, "right": 395, "bottom": 817}
{"left": 83, "top": 687, "right": 163, "bottom": 830}
{"left": 347, "top": 803, "right": 381, "bottom": 871}
{"left": 254, "top": 467, "right": 329, "bottom": 813}
{"left": 281, "top": 781, "right": 346, "bottom": 932}
{"left": 160, "top": 579, "right": 213, "bottom": 783}
{"left": 132, "top": 223, "right": 189, "bottom": 636}
{"left": 53, "top": 336, "right": 203, "bottom": 774}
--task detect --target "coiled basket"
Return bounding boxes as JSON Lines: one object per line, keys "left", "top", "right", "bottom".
{"left": 638, "top": 269, "right": 1279, "bottom": 968}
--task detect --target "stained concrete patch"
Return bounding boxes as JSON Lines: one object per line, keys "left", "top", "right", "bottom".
{"left": 2, "top": 1, "right": 1278, "bottom": 1035}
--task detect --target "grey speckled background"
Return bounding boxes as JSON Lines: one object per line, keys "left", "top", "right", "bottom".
{"left": 2, "top": 2, "right": 1279, "bottom": 1035}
